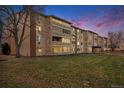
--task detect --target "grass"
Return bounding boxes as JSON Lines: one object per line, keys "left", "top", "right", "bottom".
{"left": 0, "top": 54, "right": 124, "bottom": 88}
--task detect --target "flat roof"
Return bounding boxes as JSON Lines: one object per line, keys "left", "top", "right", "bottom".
{"left": 71, "top": 25, "right": 86, "bottom": 31}
{"left": 32, "top": 11, "right": 47, "bottom": 17}
{"left": 103, "top": 37, "right": 108, "bottom": 39}
{"left": 87, "top": 30, "right": 98, "bottom": 35}
{"left": 48, "top": 15, "right": 72, "bottom": 24}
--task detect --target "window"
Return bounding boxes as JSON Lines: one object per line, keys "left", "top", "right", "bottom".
{"left": 53, "top": 46, "right": 70, "bottom": 53}
{"left": 36, "top": 48, "right": 42, "bottom": 53}
{"left": 52, "top": 25, "right": 62, "bottom": 31}
{"left": 53, "top": 46, "right": 62, "bottom": 53}
{"left": 36, "top": 26, "right": 42, "bottom": 32}
{"left": 62, "top": 46, "right": 70, "bottom": 52}
{"left": 62, "top": 38, "right": 70, "bottom": 43}
{"left": 36, "top": 31, "right": 41, "bottom": 46}
{"left": 36, "top": 33, "right": 41, "bottom": 42}
{"left": 77, "top": 29, "right": 80, "bottom": 33}
{"left": 52, "top": 36, "right": 62, "bottom": 42}
{"left": 77, "top": 42, "right": 80, "bottom": 45}
{"left": 62, "top": 29, "right": 71, "bottom": 34}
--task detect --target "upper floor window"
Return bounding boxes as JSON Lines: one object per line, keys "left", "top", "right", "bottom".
{"left": 77, "top": 42, "right": 80, "bottom": 45}
{"left": 36, "top": 35, "right": 41, "bottom": 42}
{"left": 63, "top": 29, "right": 71, "bottom": 34}
{"left": 52, "top": 36, "right": 62, "bottom": 42}
{"left": 77, "top": 29, "right": 80, "bottom": 33}
{"left": 36, "top": 26, "right": 42, "bottom": 32}
{"left": 62, "top": 38, "right": 70, "bottom": 43}
{"left": 52, "top": 25, "right": 62, "bottom": 31}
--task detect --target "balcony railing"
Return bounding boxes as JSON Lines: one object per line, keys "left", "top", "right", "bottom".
{"left": 52, "top": 41, "right": 71, "bottom": 45}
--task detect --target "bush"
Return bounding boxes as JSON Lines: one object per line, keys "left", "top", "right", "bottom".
{"left": 1, "top": 43, "right": 10, "bottom": 55}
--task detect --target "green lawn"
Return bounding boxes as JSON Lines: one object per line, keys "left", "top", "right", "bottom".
{"left": 0, "top": 54, "right": 124, "bottom": 88}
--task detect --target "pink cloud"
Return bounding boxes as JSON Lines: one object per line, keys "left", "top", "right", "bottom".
{"left": 96, "top": 6, "right": 124, "bottom": 29}
{"left": 96, "top": 19, "right": 124, "bottom": 29}
{"left": 70, "top": 15, "right": 96, "bottom": 28}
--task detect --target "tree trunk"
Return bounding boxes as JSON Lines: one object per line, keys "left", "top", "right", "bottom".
{"left": 111, "top": 48, "right": 114, "bottom": 52}
{"left": 16, "top": 45, "right": 20, "bottom": 58}
{"left": 16, "top": 42, "right": 21, "bottom": 58}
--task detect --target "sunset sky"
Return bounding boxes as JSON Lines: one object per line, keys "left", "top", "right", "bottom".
{"left": 45, "top": 5, "right": 124, "bottom": 37}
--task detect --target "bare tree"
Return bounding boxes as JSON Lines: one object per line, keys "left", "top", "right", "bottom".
{"left": 0, "top": 17, "right": 3, "bottom": 46}
{"left": 118, "top": 31, "right": 124, "bottom": 50}
{"left": 108, "top": 31, "right": 124, "bottom": 51}
{"left": 0, "top": 5, "right": 45, "bottom": 57}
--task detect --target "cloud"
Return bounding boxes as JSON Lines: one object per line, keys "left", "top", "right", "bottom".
{"left": 96, "top": 6, "right": 124, "bottom": 29}
{"left": 70, "top": 15, "right": 95, "bottom": 28}
{"left": 71, "top": 19, "right": 84, "bottom": 27}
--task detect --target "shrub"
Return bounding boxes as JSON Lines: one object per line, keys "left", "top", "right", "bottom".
{"left": 1, "top": 43, "right": 10, "bottom": 55}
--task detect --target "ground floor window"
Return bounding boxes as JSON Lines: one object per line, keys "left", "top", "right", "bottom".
{"left": 36, "top": 48, "right": 42, "bottom": 56}
{"left": 52, "top": 46, "right": 70, "bottom": 53}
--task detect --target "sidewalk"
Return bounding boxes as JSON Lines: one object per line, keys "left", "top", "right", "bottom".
{"left": 104, "top": 52, "right": 124, "bottom": 56}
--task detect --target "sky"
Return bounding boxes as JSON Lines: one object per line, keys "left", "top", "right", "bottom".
{"left": 45, "top": 5, "right": 124, "bottom": 37}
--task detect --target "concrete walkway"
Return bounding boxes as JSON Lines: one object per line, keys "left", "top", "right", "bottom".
{"left": 104, "top": 52, "right": 124, "bottom": 56}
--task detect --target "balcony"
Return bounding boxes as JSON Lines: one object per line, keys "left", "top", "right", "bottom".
{"left": 52, "top": 41, "right": 63, "bottom": 45}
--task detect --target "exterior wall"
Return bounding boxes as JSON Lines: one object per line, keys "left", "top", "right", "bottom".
{"left": 98, "top": 36, "right": 104, "bottom": 51}
{"left": 80, "top": 30, "right": 85, "bottom": 53}
{"left": 102, "top": 37, "right": 108, "bottom": 51}
{"left": 86, "top": 31, "right": 94, "bottom": 53}
{"left": 35, "top": 13, "right": 51, "bottom": 56}
{"left": 8, "top": 14, "right": 31, "bottom": 56}
{"left": 93, "top": 33, "right": 98, "bottom": 46}
{"left": 76, "top": 29, "right": 85, "bottom": 53}
{"left": 76, "top": 29, "right": 81, "bottom": 53}
{"left": 19, "top": 15, "right": 31, "bottom": 56}
{"left": 83, "top": 31, "right": 88, "bottom": 53}
{"left": 43, "top": 17, "right": 52, "bottom": 55}
{"left": 71, "top": 27, "right": 76, "bottom": 54}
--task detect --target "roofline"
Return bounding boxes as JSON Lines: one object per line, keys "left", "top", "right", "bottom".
{"left": 87, "top": 30, "right": 98, "bottom": 35}
{"left": 71, "top": 25, "right": 86, "bottom": 31}
{"left": 34, "top": 11, "right": 47, "bottom": 17}
{"left": 47, "top": 15, "right": 72, "bottom": 24}
{"left": 98, "top": 35, "right": 104, "bottom": 38}
{"left": 103, "top": 37, "right": 108, "bottom": 39}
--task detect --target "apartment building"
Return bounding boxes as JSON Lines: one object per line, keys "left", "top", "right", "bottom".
{"left": 8, "top": 12, "right": 108, "bottom": 56}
